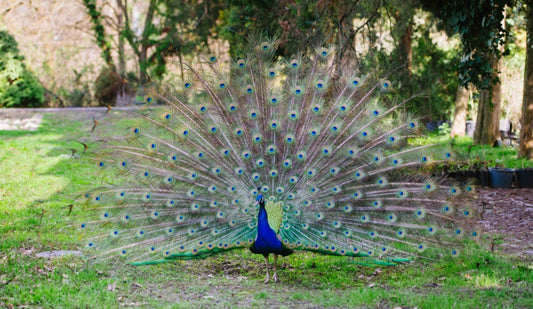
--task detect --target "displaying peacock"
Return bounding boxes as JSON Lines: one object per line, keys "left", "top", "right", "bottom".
{"left": 77, "top": 41, "right": 478, "bottom": 283}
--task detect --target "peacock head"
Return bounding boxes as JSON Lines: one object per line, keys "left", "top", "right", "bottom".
{"left": 256, "top": 187, "right": 265, "bottom": 205}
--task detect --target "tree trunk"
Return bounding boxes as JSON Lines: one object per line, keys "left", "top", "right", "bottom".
{"left": 399, "top": 19, "right": 413, "bottom": 78}
{"left": 139, "top": 0, "right": 157, "bottom": 84}
{"left": 116, "top": 0, "right": 125, "bottom": 76}
{"left": 519, "top": 3, "right": 533, "bottom": 159}
{"left": 450, "top": 85, "right": 470, "bottom": 138}
{"left": 474, "top": 56, "right": 501, "bottom": 145}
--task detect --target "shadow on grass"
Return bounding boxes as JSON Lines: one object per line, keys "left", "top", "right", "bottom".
{"left": 0, "top": 110, "right": 129, "bottom": 251}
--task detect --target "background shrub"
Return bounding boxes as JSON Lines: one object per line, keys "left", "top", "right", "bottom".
{"left": 0, "top": 30, "right": 44, "bottom": 108}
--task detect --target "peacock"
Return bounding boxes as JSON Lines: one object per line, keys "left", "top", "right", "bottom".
{"left": 77, "top": 40, "right": 478, "bottom": 283}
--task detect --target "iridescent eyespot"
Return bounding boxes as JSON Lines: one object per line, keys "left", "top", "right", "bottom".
{"left": 319, "top": 47, "right": 329, "bottom": 57}
{"left": 289, "top": 111, "right": 298, "bottom": 119}
{"left": 290, "top": 59, "right": 299, "bottom": 68}
{"left": 381, "top": 79, "right": 391, "bottom": 89}
{"left": 260, "top": 42, "right": 270, "bottom": 51}
{"left": 245, "top": 85, "right": 253, "bottom": 94}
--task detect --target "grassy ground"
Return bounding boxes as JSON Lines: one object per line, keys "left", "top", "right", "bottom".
{"left": 411, "top": 134, "right": 533, "bottom": 169}
{"left": 0, "top": 110, "right": 532, "bottom": 308}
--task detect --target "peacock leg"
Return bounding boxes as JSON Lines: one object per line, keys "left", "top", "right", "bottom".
{"left": 264, "top": 254, "right": 270, "bottom": 284}
{"left": 273, "top": 254, "right": 279, "bottom": 282}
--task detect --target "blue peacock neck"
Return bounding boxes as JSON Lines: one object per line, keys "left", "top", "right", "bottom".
{"left": 256, "top": 200, "right": 271, "bottom": 236}
{"left": 250, "top": 194, "right": 292, "bottom": 257}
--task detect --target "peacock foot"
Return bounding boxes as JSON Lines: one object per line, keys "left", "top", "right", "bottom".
{"left": 273, "top": 273, "right": 278, "bottom": 282}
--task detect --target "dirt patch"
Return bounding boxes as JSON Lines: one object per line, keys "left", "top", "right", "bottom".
{"left": 0, "top": 107, "right": 140, "bottom": 131}
{"left": 0, "top": 112, "right": 43, "bottom": 130}
{"left": 475, "top": 187, "right": 533, "bottom": 259}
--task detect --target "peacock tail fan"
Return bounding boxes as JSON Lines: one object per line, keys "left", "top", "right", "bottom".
{"left": 76, "top": 42, "right": 478, "bottom": 268}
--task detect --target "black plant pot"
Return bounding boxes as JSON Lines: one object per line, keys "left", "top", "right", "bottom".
{"left": 489, "top": 168, "right": 514, "bottom": 188}
{"left": 515, "top": 168, "right": 533, "bottom": 188}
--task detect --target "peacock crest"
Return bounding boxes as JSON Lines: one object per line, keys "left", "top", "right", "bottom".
{"left": 77, "top": 41, "right": 477, "bottom": 282}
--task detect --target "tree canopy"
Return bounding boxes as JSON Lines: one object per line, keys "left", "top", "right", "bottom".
{"left": 1, "top": 0, "right": 531, "bottom": 157}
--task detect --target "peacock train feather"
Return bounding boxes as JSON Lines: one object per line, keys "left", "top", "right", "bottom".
{"left": 76, "top": 41, "right": 478, "bottom": 283}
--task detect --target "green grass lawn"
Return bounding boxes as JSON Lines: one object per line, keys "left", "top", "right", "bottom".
{"left": 411, "top": 134, "right": 533, "bottom": 169}
{"left": 0, "top": 111, "right": 532, "bottom": 308}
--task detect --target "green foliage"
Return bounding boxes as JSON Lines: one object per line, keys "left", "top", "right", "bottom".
{"left": 81, "top": 0, "right": 227, "bottom": 85}
{"left": 411, "top": 134, "right": 533, "bottom": 169}
{"left": 0, "top": 30, "right": 44, "bottom": 108}
{"left": 62, "top": 67, "right": 93, "bottom": 107}
{"left": 449, "top": 0, "right": 512, "bottom": 88}
{"left": 94, "top": 66, "right": 122, "bottom": 105}
{"left": 81, "top": 0, "right": 114, "bottom": 69}
{"left": 422, "top": 0, "right": 515, "bottom": 89}
{"left": 438, "top": 122, "right": 452, "bottom": 135}
{"left": 63, "top": 88, "right": 90, "bottom": 107}
{"left": 218, "top": 0, "right": 379, "bottom": 57}
{"left": 407, "top": 26, "right": 460, "bottom": 119}
{"left": 217, "top": 0, "right": 307, "bottom": 56}
{"left": 217, "top": 1, "right": 275, "bottom": 56}
{"left": 378, "top": 14, "right": 460, "bottom": 120}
